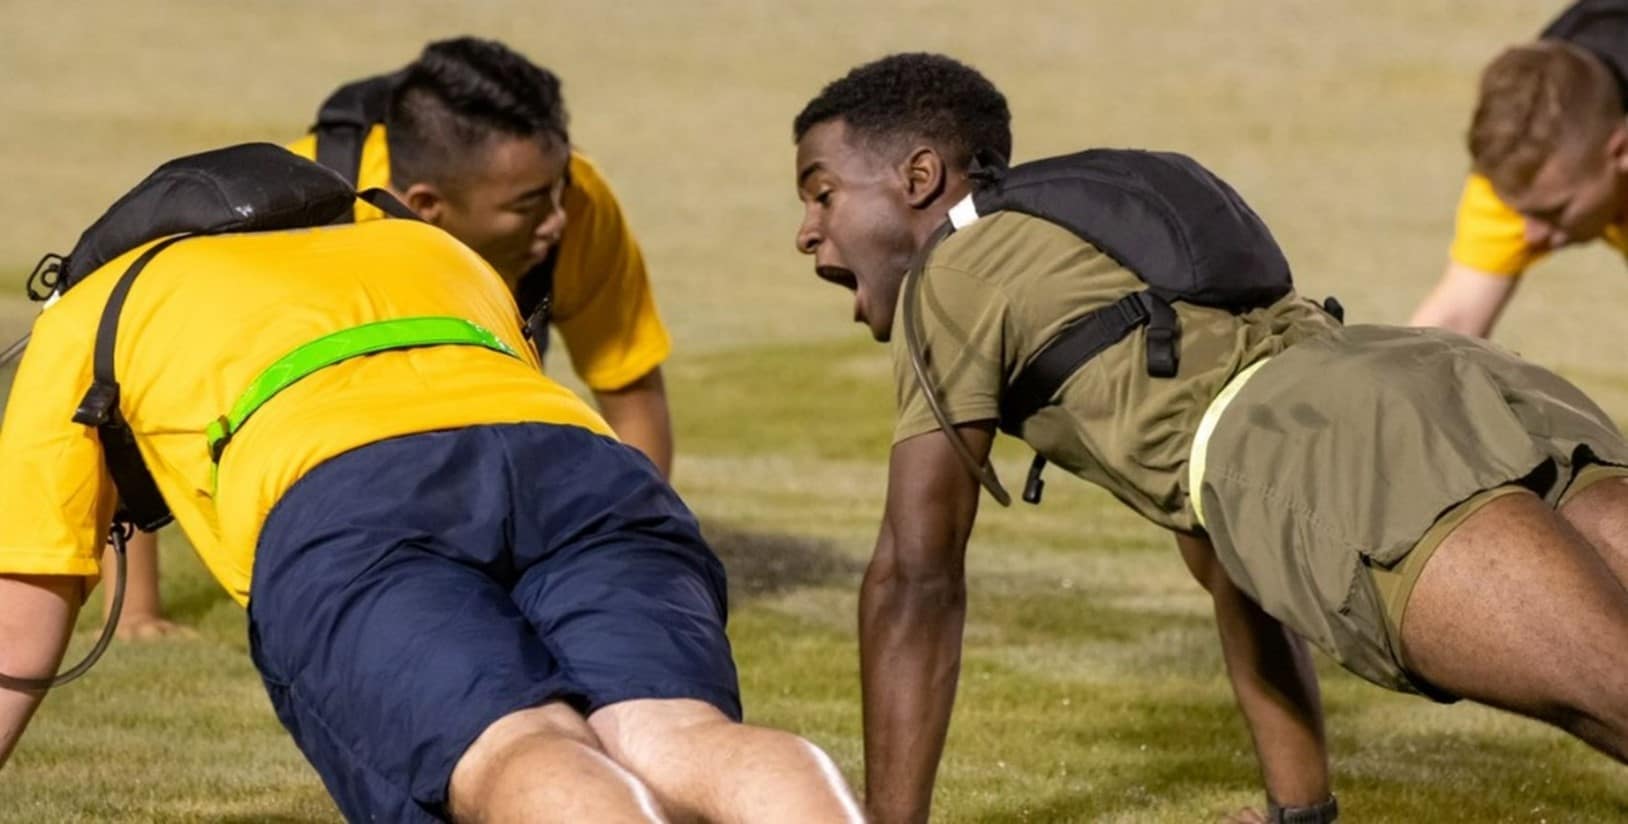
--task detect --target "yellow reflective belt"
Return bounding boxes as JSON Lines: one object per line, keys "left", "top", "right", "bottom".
{"left": 1188, "top": 357, "right": 1272, "bottom": 529}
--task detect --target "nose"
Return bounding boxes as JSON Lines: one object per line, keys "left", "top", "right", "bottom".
{"left": 537, "top": 202, "right": 567, "bottom": 244}
{"left": 796, "top": 211, "right": 821, "bottom": 256}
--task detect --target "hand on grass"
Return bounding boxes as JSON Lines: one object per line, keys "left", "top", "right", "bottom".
{"left": 113, "top": 615, "right": 197, "bottom": 642}
{"left": 1222, "top": 807, "right": 1268, "bottom": 824}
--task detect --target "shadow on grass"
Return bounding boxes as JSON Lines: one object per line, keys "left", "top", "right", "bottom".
{"left": 211, "top": 816, "right": 333, "bottom": 824}
{"left": 702, "top": 521, "right": 862, "bottom": 603}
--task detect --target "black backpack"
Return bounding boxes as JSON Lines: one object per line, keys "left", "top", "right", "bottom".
{"left": 310, "top": 74, "right": 560, "bottom": 351}
{"left": 910, "top": 148, "right": 1335, "bottom": 503}
{"left": 28, "top": 142, "right": 414, "bottom": 532}
{"left": 1544, "top": 0, "right": 1628, "bottom": 105}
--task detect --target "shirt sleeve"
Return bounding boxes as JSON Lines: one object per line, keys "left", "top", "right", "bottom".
{"left": 550, "top": 153, "right": 672, "bottom": 392}
{"left": 0, "top": 307, "right": 116, "bottom": 578}
{"left": 1447, "top": 173, "right": 1542, "bottom": 276}
{"left": 891, "top": 263, "right": 1009, "bottom": 445}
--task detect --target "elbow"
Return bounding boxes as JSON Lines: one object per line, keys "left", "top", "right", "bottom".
{"left": 862, "top": 550, "right": 967, "bottom": 613}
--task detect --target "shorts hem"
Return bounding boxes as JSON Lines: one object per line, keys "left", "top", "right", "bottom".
{"left": 583, "top": 683, "right": 743, "bottom": 723}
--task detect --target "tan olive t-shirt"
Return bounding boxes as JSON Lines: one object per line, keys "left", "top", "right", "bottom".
{"left": 892, "top": 211, "right": 1338, "bottom": 531}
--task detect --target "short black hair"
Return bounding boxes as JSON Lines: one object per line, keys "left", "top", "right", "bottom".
{"left": 386, "top": 37, "right": 569, "bottom": 188}
{"left": 793, "top": 53, "right": 1012, "bottom": 167}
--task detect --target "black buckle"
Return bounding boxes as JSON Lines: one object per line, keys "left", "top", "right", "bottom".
{"left": 27, "top": 253, "right": 65, "bottom": 302}
{"left": 1116, "top": 293, "right": 1150, "bottom": 327}
{"left": 1136, "top": 292, "right": 1180, "bottom": 378}
{"left": 1022, "top": 454, "right": 1048, "bottom": 505}
{"left": 73, "top": 381, "right": 119, "bottom": 426}
{"left": 1144, "top": 323, "right": 1176, "bottom": 345}
{"left": 967, "top": 149, "right": 1010, "bottom": 185}
{"left": 1321, "top": 295, "right": 1345, "bottom": 324}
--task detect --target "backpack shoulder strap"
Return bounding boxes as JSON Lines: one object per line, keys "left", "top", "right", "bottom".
{"left": 357, "top": 188, "right": 419, "bottom": 221}
{"left": 311, "top": 73, "right": 399, "bottom": 193}
{"left": 515, "top": 250, "right": 559, "bottom": 356}
{"left": 72, "top": 235, "right": 193, "bottom": 531}
{"left": 997, "top": 290, "right": 1177, "bottom": 436}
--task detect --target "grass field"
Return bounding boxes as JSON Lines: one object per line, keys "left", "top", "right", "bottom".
{"left": 3, "top": 1, "right": 1628, "bottom": 821}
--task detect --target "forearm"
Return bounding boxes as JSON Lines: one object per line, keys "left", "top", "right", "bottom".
{"left": 1407, "top": 261, "right": 1517, "bottom": 338}
{"left": 1210, "top": 576, "right": 1330, "bottom": 805}
{"left": 859, "top": 541, "right": 967, "bottom": 824}
{"left": 1408, "top": 294, "right": 1492, "bottom": 337}
{"left": 0, "top": 574, "right": 81, "bottom": 768}
{"left": 594, "top": 368, "right": 673, "bottom": 479}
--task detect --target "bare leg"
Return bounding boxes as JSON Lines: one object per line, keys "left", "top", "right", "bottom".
{"left": 1559, "top": 476, "right": 1628, "bottom": 586}
{"left": 101, "top": 530, "right": 189, "bottom": 640}
{"left": 1402, "top": 491, "right": 1628, "bottom": 761}
{"left": 448, "top": 701, "right": 668, "bottom": 824}
{"left": 589, "top": 698, "right": 863, "bottom": 823}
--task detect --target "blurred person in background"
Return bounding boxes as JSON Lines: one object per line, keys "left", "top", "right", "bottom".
{"left": 1411, "top": 1, "right": 1628, "bottom": 336}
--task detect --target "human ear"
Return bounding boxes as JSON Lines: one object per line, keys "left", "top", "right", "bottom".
{"left": 1606, "top": 122, "right": 1628, "bottom": 171}
{"left": 401, "top": 183, "right": 448, "bottom": 224}
{"left": 903, "top": 146, "right": 947, "bottom": 209}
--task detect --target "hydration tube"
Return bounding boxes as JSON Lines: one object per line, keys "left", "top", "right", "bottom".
{"left": 900, "top": 240, "right": 1013, "bottom": 507}
{"left": 0, "top": 522, "right": 129, "bottom": 690}
{"left": 0, "top": 333, "right": 28, "bottom": 369}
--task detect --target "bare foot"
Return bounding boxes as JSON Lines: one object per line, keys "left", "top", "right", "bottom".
{"left": 112, "top": 615, "right": 197, "bottom": 642}
{"left": 1221, "top": 808, "right": 1268, "bottom": 824}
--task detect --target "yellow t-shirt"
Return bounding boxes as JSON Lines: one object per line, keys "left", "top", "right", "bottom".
{"left": 286, "top": 128, "right": 671, "bottom": 391}
{"left": 1448, "top": 172, "right": 1628, "bottom": 276}
{"left": 0, "top": 219, "right": 611, "bottom": 605}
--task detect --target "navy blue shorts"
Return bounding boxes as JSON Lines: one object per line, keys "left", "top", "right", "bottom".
{"left": 247, "top": 423, "right": 739, "bottom": 822}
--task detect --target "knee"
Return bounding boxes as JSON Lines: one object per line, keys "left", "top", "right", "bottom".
{"left": 449, "top": 702, "right": 602, "bottom": 812}
{"left": 589, "top": 698, "right": 724, "bottom": 770}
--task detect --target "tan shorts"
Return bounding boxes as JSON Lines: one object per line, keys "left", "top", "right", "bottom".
{"left": 1369, "top": 462, "right": 1628, "bottom": 671}
{"left": 1197, "top": 326, "right": 1628, "bottom": 696}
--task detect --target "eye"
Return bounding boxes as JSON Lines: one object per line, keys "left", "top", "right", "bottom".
{"left": 814, "top": 190, "right": 832, "bottom": 207}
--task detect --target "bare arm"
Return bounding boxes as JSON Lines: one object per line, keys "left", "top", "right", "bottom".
{"left": 861, "top": 422, "right": 990, "bottom": 824}
{"left": 0, "top": 573, "right": 82, "bottom": 768}
{"left": 1173, "top": 533, "right": 1330, "bottom": 809}
{"left": 1407, "top": 261, "right": 1520, "bottom": 338}
{"left": 593, "top": 367, "right": 673, "bottom": 479}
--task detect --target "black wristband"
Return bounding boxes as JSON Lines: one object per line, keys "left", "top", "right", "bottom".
{"left": 1267, "top": 794, "right": 1338, "bottom": 824}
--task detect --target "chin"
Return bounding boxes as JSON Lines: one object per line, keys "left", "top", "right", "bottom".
{"left": 869, "top": 316, "right": 895, "bottom": 343}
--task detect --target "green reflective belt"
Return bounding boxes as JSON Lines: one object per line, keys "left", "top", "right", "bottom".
{"left": 205, "top": 316, "right": 517, "bottom": 475}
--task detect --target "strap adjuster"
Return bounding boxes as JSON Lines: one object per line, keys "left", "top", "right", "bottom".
{"left": 205, "top": 417, "right": 232, "bottom": 463}
{"left": 73, "top": 381, "right": 119, "bottom": 426}
{"left": 1116, "top": 294, "right": 1150, "bottom": 326}
{"left": 1136, "top": 291, "right": 1180, "bottom": 378}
